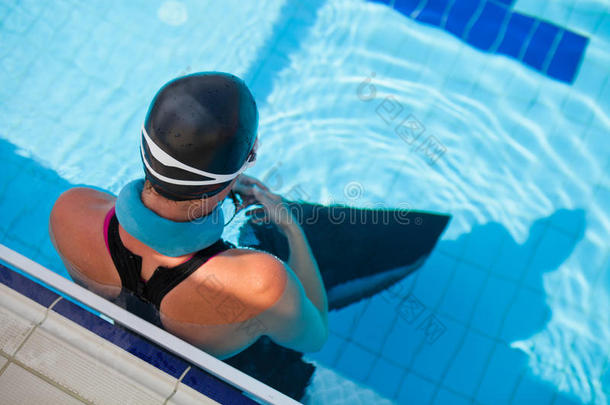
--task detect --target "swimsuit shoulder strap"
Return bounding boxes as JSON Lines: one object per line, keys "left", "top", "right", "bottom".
{"left": 143, "top": 239, "right": 235, "bottom": 309}
{"left": 107, "top": 209, "right": 235, "bottom": 309}
{"left": 107, "top": 212, "right": 145, "bottom": 294}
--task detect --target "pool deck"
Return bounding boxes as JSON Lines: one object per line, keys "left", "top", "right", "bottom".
{"left": 0, "top": 281, "right": 218, "bottom": 404}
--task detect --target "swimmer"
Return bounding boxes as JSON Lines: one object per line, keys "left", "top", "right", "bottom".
{"left": 49, "top": 72, "right": 329, "bottom": 361}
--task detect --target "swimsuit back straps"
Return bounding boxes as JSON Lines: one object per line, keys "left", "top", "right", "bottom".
{"left": 106, "top": 210, "right": 233, "bottom": 309}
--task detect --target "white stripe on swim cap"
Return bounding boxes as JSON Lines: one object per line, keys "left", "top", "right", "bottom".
{"left": 141, "top": 125, "right": 254, "bottom": 186}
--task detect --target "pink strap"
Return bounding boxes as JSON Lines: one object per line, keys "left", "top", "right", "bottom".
{"left": 103, "top": 206, "right": 116, "bottom": 255}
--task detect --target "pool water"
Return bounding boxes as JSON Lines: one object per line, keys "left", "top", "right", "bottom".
{"left": 1, "top": 0, "right": 609, "bottom": 403}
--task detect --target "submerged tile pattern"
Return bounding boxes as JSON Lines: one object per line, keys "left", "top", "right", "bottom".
{"left": 305, "top": 210, "right": 589, "bottom": 404}
{"left": 370, "top": 0, "right": 588, "bottom": 83}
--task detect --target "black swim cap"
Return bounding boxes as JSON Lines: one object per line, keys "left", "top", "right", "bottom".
{"left": 141, "top": 72, "right": 258, "bottom": 201}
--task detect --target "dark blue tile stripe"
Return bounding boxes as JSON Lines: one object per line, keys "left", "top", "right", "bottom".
{"left": 374, "top": 0, "right": 588, "bottom": 83}
{"left": 0, "top": 262, "right": 59, "bottom": 307}
{"left": 445, "top": 0, "right": 481, "bottom": 37}
{"left": 523, "top": 21, "right": 561, "bottom": 70}
{"left": 416, "top": 0, "right": 451, "bottom": 27}
{"left": 0, "top": 263, "right": 256, "bottom": 405}
{"left": 546, "top": 30, "right": 588, "bottom": 83}
{"left": 393, "top": 0, "right": 421, "bottom": 16}
{"left": 493, "top": 0, "right": 515, "bottom": 6}
{"left": 497, "top": 12, "right": 537, "bottom": 58}
{"left": 466, "top": 1, "right": 510, "bottom": 51}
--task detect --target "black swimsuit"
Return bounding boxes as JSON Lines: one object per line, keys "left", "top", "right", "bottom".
{"left": 106, "top": 212, "right": 234, "bottom": 325}
{"left": 106, "top": 210, "right": 314, "bottom": 401}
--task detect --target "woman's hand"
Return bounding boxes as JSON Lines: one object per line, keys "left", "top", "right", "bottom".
{"left": 231, "top": 174, "right": 269, "bottom": 207}
{"left": 232, "top": 174, "right": 296, "bottom": 229}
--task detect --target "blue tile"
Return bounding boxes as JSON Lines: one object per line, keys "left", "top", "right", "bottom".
{"left": 547, "top": 30, "right": 588, "bottom": 83}
{"left": 524, "top": 102, "right": 560, "bottom": 130}
{"left": 443, "top": 332, "right": 495, "bottom": 397}
{"left": 500, "top": 288, "right": 550, "bottom": 342}
{"left": 393, "top": 0, "right": 420, "bottom": 16}
{"left": 439, "top": 262, "right": 487, "bottom": 324}
{"left": 0, "top": 235, "right": 40, "bottom": 267}
{"left": 512, "top": 373, "right": 555, "bottom": 405}
{"left": 352, "top": 296, "right": 398, "bottom": 353}
{"left": 445, "top": 0, "right": 483, "bottom": 37}
{"left": 466, "top": 1, "right": 510, "bottom": 51}
{"left": 561, "top": 92, "right": 594, "bottom": 125}
{"left": 528, "top": 227, "right": 578, "bottom": 277}
{"left": 471, "top": 276, "right": 517, "bottom": 337}
{"left": 0, "top": 174, "right": 26, "bottom": 218}
{"left": 336, "top": 343, "right": 377, "bottom": 382}
{"left": 574, "top": 58, "right": 607, "bottom": 96}
{"left": 2, "top": 5, "right": 37, "bottom": 35}
{"left": 523, "top": 22, "right": 561, "bottom": 71}
{"left": 595, "top": 187, "right": 610, "bottom": 222}
{"left": 182, "top": 366, "right": 257, "bottom": 405}
{"left": 410, "top": 317, "right": 465, "bottom": 381}
{"left": 304, "top": 332, "right": 345, "bottom": 366}
{"left": 0, "top": 263, "right": 60, "bottom": 307}
{"left": 584, "top": 127, "right": 610, "bottom": 174}
{"left": 0, "top": 160, "right": 22, "bottom": 192}
{"left": 491, "top": 231, "right": 539, "bottom": 282}
{"left": 382, "top": 311, "right": 426, "bottom": 367}
{"left": 415, "top": 0, "right": 450, "bottom": 27}
{"left": 10, "top": 197, "right": 57, "bottom": 252}
{"left": 398, "top": 372, "right": 436, "bottom": 404}
{"left": 0, "top": 2, "right": 10, "bottom": 21}
{"left": 432, "top": 388, "right": 470, "bottom": 405}
{"left": 524, "top": 265, "right": 555, "bottom": 295}
{"left": 475, "top": 343, "right": 525, "bottom": 404}
{"left": 553, "top": 392, "right": 587, "bottom": 405}
{"left": 462, "top": 222, "right": 506, "bottom": 269}
{"left": 437, "top": 231, "right": 469, "bottom": 257}
{"left": 366, "top": 358, "right": 405, "bottom": 399}
{"left": 328, "top": 300, "right": 368, "bottom": 336}
{"left": 411, "top": 252, "right": 457, "bottom": 308}
{"left": 497, "top": 12, "right": 536, "bottom": 58}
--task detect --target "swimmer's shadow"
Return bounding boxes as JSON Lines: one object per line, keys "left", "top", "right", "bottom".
{"left": 365, "top": 208, "right": 585, "bottom": 403}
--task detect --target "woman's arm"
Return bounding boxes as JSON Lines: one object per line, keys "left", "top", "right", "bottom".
{"left": 232, "top": 175, "right": 329, "bottom": 338}
{"left": 278, "top": 220, "right": 328, "bottom": 328}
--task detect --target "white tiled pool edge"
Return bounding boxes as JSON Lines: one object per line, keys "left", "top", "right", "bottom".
{"left": 0, "top": 243, "right": 299, "bottom": 405}
{"left": 0, "top": 282, "right": 197, "bottom": 404}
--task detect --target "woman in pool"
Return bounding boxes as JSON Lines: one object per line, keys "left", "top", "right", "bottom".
{"left": 49, "top": 72, "right": 327, "bottom": 400}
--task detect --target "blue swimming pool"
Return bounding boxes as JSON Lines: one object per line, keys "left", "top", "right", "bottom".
{"left": 1, "top": 0, "right": 609, "bottom": 403}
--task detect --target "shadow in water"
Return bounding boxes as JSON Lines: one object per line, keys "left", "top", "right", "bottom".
{"left": 242, "top": 0, "right": 328, "bottom": 104}
{"left": 0, "top": 138, "right": 73, "bottom": 277}
{"left": 241, "top": 203, "right": 589, "bottom": 402}
{"left": 318, "top": 209, "right": 588, "bottom": 404}
{"left": 426, "top": 209, "right": 587, "bottom": 404}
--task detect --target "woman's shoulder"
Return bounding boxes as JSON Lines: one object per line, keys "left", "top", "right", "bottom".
{"left": 50, "top": 187, "right": 120, "bottom": 294}
{"left": 159, "top": 248, "right": 288, "bottom": 325}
